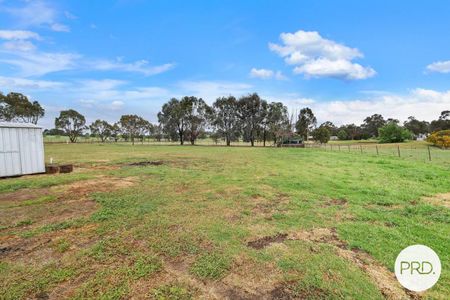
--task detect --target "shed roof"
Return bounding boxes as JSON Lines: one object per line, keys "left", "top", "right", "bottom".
{"left": 0, "top": 122, "right": 43, "bottom": 129}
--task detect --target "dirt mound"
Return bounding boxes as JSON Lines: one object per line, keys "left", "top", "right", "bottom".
{"left": 128, "top": 161, "right": 163, "bottom": 166}
{"left": 247, "top": 233, "right": 288, "bottom": 249}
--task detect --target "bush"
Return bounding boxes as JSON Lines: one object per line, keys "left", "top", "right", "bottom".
{"left": 427, "top": 130, "right": 450, "bottom": 149}
{"left": 337, "top": 129, "right": 348, "bottom": 140}
{"left": 378, "top": 123, "right": 412, "bottom": 143}
{"left": 312, "top": 127, "right": 331, "bottom": 143}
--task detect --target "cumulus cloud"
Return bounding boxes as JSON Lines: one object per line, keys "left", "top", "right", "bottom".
{"left": 269, "top": 30, "right": 376, "bottom": 80}
{"left": 250, "top": 68, "right": 287, "bottom": 80}
{"left": 426, "top": 60, "right": 450, "bottom": 73}
{"left": 276, "top": 88, "right": 450, "bottom": 125}
{"left": 178, "top": 80, "right": 253, "bottom": 102}
{"left": 50, "top": 23, "right": 70, "bottom": 32}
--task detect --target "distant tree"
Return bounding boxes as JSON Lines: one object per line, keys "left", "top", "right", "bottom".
{"left": 212, "top": 96, "right": 240, "bottom": 146}
{"left": 295, "top": 107, "right": 316, "bottom": 141}
{"left": 119, "top": 115, "right": 148, "bottom": 145}
{"left": 111, "top": 123, "right": 121, "bottom": 142}
{"left": 183, "top": 96, "right": 212, "bottom": 145}
{"left": 90, "top": 120, "right": 113, "bottom": 142}
{"left": 403, "top": 116, "right": 429, "bottom": 137}
{"left": 158, "top": 98, "right": 189, "bottom": 145}
{"left": 337, "top": 129, "right": 348, "bottom": 140}
{"left": 43, "top": 128, "right": 65, "bottom": 136}
{"left": 378, "top": 122, "right": 412, "bottom": 143}
{"left": 312, "top": 126, "right": 331, "bottom": 143}
{"left": 55, "top": 109, "right": 86, "bottom": 143}
{"left": 267, "top": 102, "right": 290, "bottom": 145}
{"left": 320, "top": 121, "right": 338, "bottom": 136}
{"left": 362, "top": 114, "right": 386, "bottom": 137}
{"left": 238, "top": 93, "right": 266, "bottom": 146}
{"left": 153, "top": 124, "right": 164, "bottom": 142}
{"left": 430, "top": 110, "right": 450, "bottom": 132}
{"left": 0, "top": 92, "right": 45, "bottom": 124}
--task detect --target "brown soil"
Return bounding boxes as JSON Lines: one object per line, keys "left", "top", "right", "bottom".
{"left": 288, "top": 228, "right": 411, "bottom": 300}
{"left": 0, "top": 177, "right": 136, "bottom": 264}
{"left": 323, "top": 198, "right": 348, "bottom": 207}
{"left": 128, "top": 160, "right": 164, "bottom": 166}
{"left": 423, "top": 192, "right": 450, "bottom": 208}
{"left": 247, "top": 233, "right": 288, "bottom": 249}
{"left": 0, "top": 188, "right": 50, "bottom": 202}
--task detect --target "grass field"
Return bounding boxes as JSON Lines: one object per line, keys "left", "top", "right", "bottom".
{"left": 1, "top": 144, "right": 449, "bottom": 299}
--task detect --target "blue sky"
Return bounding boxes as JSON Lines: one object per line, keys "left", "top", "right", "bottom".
{"left": 0, "top": 0, "right": 449, "bottom": 128}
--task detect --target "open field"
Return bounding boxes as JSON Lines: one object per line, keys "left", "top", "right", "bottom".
{"left": 1, "top": 144, "right": 449, "bottom": 299}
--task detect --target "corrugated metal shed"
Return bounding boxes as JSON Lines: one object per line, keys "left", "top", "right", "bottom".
{"left": 0, "top": 122, "right": 45, "bottom": 177}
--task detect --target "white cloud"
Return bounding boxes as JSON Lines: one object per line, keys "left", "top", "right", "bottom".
{"left": 250, "top": 68, "right": 287, "bottom": 80}
{"left": 0, "top": 51, "right": 80, "bottom": 76}
{"left": 110, "top": 100, "right": 124, "bottom": 111}
{"left": 2, "top": 40, "right": 36, "bottom": 51}
{"left": 3, "top": 1, "right": 70, "bottom": 32}
{"left": 277, "top": 88, "right": 450, "bottom": 125}
{"left": 250, "top": 68, "right": 273, "bottom": 79}
{"left": 178, "top": 80, "right": 253, "bottom": 102}
{"left": 89, "top": 59, "right": 175, "bottom": 76}
{"left": 293, "top": 58, "right": 376, "bottom": 80}
{"left": 270, "top": 30, "right": 376, "bottom": 80}
{"left": 50, "top": 23, "right": 70, "bottom": 32}
{"left": 0, "top": 76, "right": 65, "bottom": 89}
{"left": 426, "top": 60, "right": 450, "bottom": 73}
{"left": 0, "top": 30, "right": 40, "bottom": 40}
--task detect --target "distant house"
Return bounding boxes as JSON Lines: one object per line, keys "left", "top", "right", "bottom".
{"left": 416, "top": 133, "right": 427, "bottom": 141}
{"left": 330, "top": 135, "right": 339, "bottom": 141}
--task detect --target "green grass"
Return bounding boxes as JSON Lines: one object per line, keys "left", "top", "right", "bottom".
{"left": 0, "top": 143, "right": 449, "bottom": 299}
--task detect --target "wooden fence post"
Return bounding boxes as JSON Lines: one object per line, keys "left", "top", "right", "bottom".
{"left": 376, "top": 145, "right": 379, "bottom": 155}
{"left": 360, "top": 145, "right": 363, "bottom": 154}
{"left": 397, "top": 145, "right": 401, "bottom": 157}
{"left": 348, "top": 145, "right": 350, "bottom": 152}
{"left": 338, "top": 145, "right": 341, "bottom": 151}
{"left": 428, "top": 146, "right": 432, "bottom": 161}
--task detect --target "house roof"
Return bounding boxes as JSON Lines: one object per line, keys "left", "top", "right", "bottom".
{"left": 0, "top": 122, "right": 43, "bottom": 129}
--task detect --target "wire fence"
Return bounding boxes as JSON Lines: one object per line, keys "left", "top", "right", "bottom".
{"left": 305, "top": 143, "right": 450, "bottom": 164}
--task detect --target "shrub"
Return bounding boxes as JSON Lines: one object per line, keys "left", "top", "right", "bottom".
{"left": 337, "top": 129, "right": 348, "bottom": 140}
{"left": 427, "top": 130, "right": 450, "bottom": 149}
{"left": 312, "top": 127, "right": 331, "bottom": 143}
{"left": 378, "top": 123, "right": 412, "bottom": 143}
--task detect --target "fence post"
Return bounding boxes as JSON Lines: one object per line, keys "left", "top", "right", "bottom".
{"left": 376, "top": 145, "right": 379, "bottom": 155}
{"left": 338, "top": 145, "right": 341, "bottom": 151}
{"left": 348, "top": 145, "right": 350, "bottom": 152}
{"left": 331, "top": 145, "right": 333, "bottom": 151}
{"left": 397, "top": 145, "right": 401, "bottom": 157}
{"left": 360, "top": 145, "right": 363, "bottom": 154}
{"left": 428, "top": 146, "right": 432, "bottom": 161}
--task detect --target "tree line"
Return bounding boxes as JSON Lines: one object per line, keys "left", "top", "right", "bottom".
{"left": 2, "top": 91, "right": 449, "bottom": 145}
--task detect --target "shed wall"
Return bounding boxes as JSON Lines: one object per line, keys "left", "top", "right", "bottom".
{"left": 0, "top": 126, "right": 45, "bottom": 177}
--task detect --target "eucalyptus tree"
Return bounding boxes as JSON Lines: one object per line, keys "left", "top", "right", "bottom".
{"left": 55, "top": 109, "right": 86, "bottom": 143}
{"left": 158, "top": 98, "right": 189, "bottom": 145}
{"left": 266, "top": 102, "right": 289, "bottom": 145}
{"left": 184, "top": 96, "right": 212, "bottom": 145}
{"left": 0, "top": 92, "right": 45, "bottom": 124}
{"left": 238, "top": 93, "right": 266, "bottom": 146}
{"left": 295, "top": 107, "right": 316, "bottom": 141}
{"left": 119, "top": 114, "right": 148, "bottom": 145}
{"left": 89, "top": 119, "right": 113, "bottom": 142}
{"left": 212, "top": 96, "right": 240, "bottom": 146}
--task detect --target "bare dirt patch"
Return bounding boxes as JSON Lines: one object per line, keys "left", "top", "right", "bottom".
{"left": 127, "top": 160, "right": 164, "bottom": 167}
{"left": 247, "top": 233, "right": 288, "bottom": 249}
{"left": 322, "top": 198, "right": 348, "bottom": 207}
{"left": 423, "top": 192, "right": 450, "bottom": 208}
{"left": 288, "top": 228, "right": 411, "bottom": 300}
{"left": 0, "top": 188, "right": 50, "bottom": 203}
